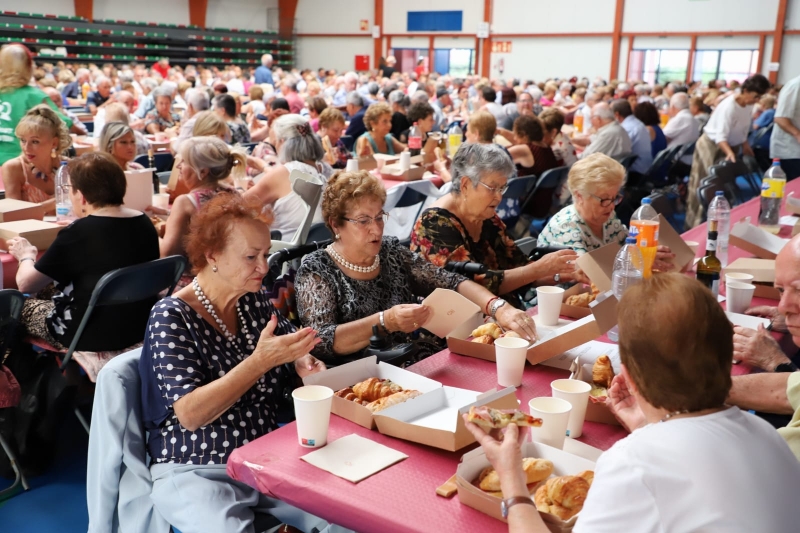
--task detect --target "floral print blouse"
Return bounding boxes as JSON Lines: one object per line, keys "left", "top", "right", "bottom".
{"left": 410, "top": 208, "right": 528, "bottom": 295}
{"left": 144, "top": 110, "right": 181, "bottom": 132}
{"left": 536, "top": 204, "right": 628, "bottom": 255}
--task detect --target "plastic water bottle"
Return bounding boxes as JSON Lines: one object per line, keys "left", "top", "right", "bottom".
{"left": 448, "top": 123, "right": 462, "bottom": 157}
{"left": 55, "top": 161, "right": 74, "bottom": 223}
{"left": 707, "top": 191, "right": 731, "bottom": 267}
{"left": 759, "top": 159, "right": 786, "bottom": 235}
{"left": 408, "top": 122, "right": 422, "bottom": 157}
{"left": 607, "top": 237, "right": 644, "bottom": 342}
{"left": 629, "top": 198, "right": 659, "bottom": 278}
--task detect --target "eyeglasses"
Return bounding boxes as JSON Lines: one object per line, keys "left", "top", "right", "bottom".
{"left": 590, "top": 192, "right": 624, "bottom": 207}
{"left": 477, "top": 181, "right": 509, "bottom": 195}
{"left": 344, "top": 212, "right": 389, "bottom": 228}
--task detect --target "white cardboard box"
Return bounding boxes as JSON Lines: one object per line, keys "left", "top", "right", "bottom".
{"left": 729, "top": 219, "right": 788, "bottom": 259}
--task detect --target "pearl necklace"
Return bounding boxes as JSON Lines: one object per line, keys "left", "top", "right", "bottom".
{"left": 326, "top": 244, "right": 380, "bottom": 273}
{"left": 192, "top": 277, "right": 256, "bottom": 354}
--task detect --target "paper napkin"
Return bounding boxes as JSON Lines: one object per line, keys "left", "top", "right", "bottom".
{"left": 300, "top": 434, "right": 408, "bottom": 483}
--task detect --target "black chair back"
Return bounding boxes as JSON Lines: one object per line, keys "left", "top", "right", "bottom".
{"left": 340, "top": 135, "right": 355, "bottom": 153}
{"left": 134, "top": 153, "right": 175, "bottom": 173}
{"left": 614, "top": 154, "right": 638, "bottom": 170}
{"left": 521, "top": 166, "right": 569, "bottom": 219}
{"left": 709, "top": 160, "right": 760, "bottom": 202}
{"left": 697, "top": 183, "right": 738, "bottom": 222}
{"left": 0, "top": 290, "right": 25, "bottom": 358}
{"left": 59, "top": 256, "right": 187, "bottom": 370}
{"left": 646, "top": 144, "right": 683, "bottom": 184}
{"left": 306, "top": 222, "right": 333, "bottom": 243}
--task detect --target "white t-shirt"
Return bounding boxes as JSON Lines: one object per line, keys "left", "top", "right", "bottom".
{"left": 663, "top": 108, "right": 700, "bottom": 164}
{"left": 703, "top": 92, "right": 753, "bottom": 147}
{"left": 771, "top": 75, "right": 800, "bottom": 159}
{"left": 574, "top": 407, "right": 800, "bottom": 533}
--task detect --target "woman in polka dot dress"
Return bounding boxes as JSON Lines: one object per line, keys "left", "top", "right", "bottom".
{"left": 138, "top": 193, "right": 347, "bottom": 533}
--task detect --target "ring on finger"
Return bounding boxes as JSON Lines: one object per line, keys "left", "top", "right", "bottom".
{"left": 413, "top": 322, "right": 419, "bottom": 329}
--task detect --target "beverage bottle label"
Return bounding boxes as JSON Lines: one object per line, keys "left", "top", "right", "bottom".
{"left": 706, "top": 238, "right": 717, "bottom": 251}
{"left": 762, "top": 178, "right": 786, "bottom": 198}
{"left": 409, "top": 136, "right": 422, "bottom": 149}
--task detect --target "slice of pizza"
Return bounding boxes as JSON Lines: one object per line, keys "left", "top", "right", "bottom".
{"left": 467, "top": 405, "right": 543, "bottom": 429}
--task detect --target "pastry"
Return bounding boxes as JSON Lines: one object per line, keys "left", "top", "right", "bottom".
{"left": 478, "top": 458, "right": 554, "bottom": 491}
{"left": 352, "top": 377, "right": 402, "bottom": 403}
{"left": 501, "top": 331, "right": 521, "bottom": 339}
{"left": 365, "top": 390, "right": 422, "bottom": 413}
{"left": 467, "top": 405, "right": 544, "bottom": 430}
{"left": 589, "top": 386, "right": 608, "bottom": 400}
{"left": 471, "top": 322, "right": 502, "bottom": 339}
{"left": 471, "top": 334, "right": 494, "bottom": 345}
{"left": 534, "top": 472, "right": 594, "bottom": 521}
{"left": 565, "top": 292, "right": 595, "bottom": 308}
{"left": 590, "top": 283, "right": 600, "bottom": 295}
{"left": 592, "top": 355, "right": 615, "bottom": 389}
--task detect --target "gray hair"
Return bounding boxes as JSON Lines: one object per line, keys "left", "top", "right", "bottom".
{"left": 161, "top": 81, "right": 177, "bottom": 95}
{"left": 141, "top": 78, "right": 159, "bottom": 91}
{"left": 272, "top": 114, "right": 325, "bottom": 164}
{"left": 411, "top": 90, "right": 429, "bottom": 104}
{"left": 346, "top": 91, "right": 364, "bottom": 107}
{"left": 261, "top": 53, "right": 273, "bottom": 66}
{"left": 344, "top": 71, "right": 358, "bottom": 83}
{"left": 450, "top": 143, "right": 516, "bottom": 194}
{"left": 152, "top": 85, "right": 173, "bottom": 101}
{"left": 99, "top": 122, "right": 134, "bottom": 154}
{"left": 592, "top": 102, "right": 615, "bottom": 121}
{"left": 388, "top": 89, "right": 408, "bottom": 107}
{"left": 118, "top": 70, "right": 133, "bottom": 83}
{"left": 559, "top": 81, "right": 572, "bottom": 92}
{"left": 179, "top": 136, "right": 247, "bottom": 184}
{"left": 527, "top": 86, "right": 543, "bottom": 101}
{"left": 187, "top": 89, "right": 210, "bottom": 112}
{"left": 670, "top": 92, "right": 690, "bottom": 111}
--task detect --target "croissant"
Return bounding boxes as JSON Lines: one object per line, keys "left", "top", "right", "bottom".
{"left": 472, "top": 322, "right": 502, "bottom": 339}
{"left": 590, "top": 283, "right": 600, "bottom": 295}
{"left": 577, "top": 470, "right": 594, "bottom": 486}
{"left": 365, "top": 390, "right": 422, "bottom": 413}
{"left": 471, "top": 334, "right": 495, "bottom": 345}
{"left": 592, "top": 355, "right": 615, "bottom": 389}
{"left": 565, "top": 292, "right": 595, "bottom": 308}
{"left": 479, "top": 458, "right": 554, "bottom": 491}
{"left": 352, "top": 377, "right": 402, "bottom": 403}
{"left": 501, "top": 330, "right": 521, "bottom": 339}
{"left": 546, "top": 475, "right": 590, "bottom": 509}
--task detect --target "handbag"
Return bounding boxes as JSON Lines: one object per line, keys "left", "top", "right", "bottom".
{"left": 0, "top": 351, "right": 21, "bottom": 409}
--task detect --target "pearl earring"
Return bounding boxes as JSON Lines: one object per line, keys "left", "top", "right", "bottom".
{"left": 335, "top": 234, "right": 340, "bottom": 239}
{"left": 51, "top": 148, "right": 57, "bottom": 159}
{"left": 212, "top": 265, "right": 218, "bottom": 273}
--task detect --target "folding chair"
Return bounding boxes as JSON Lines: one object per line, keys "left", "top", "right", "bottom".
{"left": 84, "top": 121, "right": 94, "bottom": 134}
{"left": 306, "top": 222, "right": 333, "bottom": 242}
{"left": 340, "top": 135, "right": 355, "bottom": 153}
{"left": 709, "top": 160, "right": 760, "bottom": 202}
{"left": 0, "top": 290, "right": 29, "bottom": 499}
{"left": 697, "top": 182, "right": 739, "bottom": 223}
{"left": 269, "top": 170, "right": 325, "bottom": 253}
{"left": 614, "top": 154, "right": 638, "bottom": 171}
{"left": 646, "top": 145, "right": 683, "bottom": 186}
{"left": 521, "top": 166, "right": 570, "bottom": 236}
{"left": 134, "top": 153, "right": 174, "bottom": 174}
{"left": 750, "top": 123, "right": 773, "bottom": 171}
{"left": 498, "top": 174, "right": 538, "bottom": 237}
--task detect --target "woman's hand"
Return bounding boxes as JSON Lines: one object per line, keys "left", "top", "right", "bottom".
{"left": 246, "top": 155, "right": 268, "bottom": 174}
{"left": 252, "top": 316, "right": 321, "bottom": 371}
{"left": 606, "top": 373, "right": 646, "bottom": 432}
{"left": 745, "top": 306, "right": 786, "bottom": 332}
{"left": 294, "top": 354, "right": 326, "bottom": 378}
{"left": 464, "top": 417, "right": 530, "bottom": 496}
{"left": 7, "top": 237, "right": 37, "bottom": 262}
{"left": 652, "top": 245, "right": 676, "bottom": 273}
{"left": 494, "top": 305, "right": 537, "bottom": 342}
{"left": 532, "top": 249, "right": 578, "bottom": 280}
{"left": 385, "top": 304, "right": 431, "bottom": 333}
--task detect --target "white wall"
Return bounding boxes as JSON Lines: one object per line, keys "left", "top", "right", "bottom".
{"left": 780, "top": 36, "right": 800, "bottom": 84}
{"left": 493, "top": 37, "right": 612, "bottom": 81}
{"left": 434, "top": 37, "right": 475, "bottom": 49}
{"left": 383, "top": 0, "right": 482, "bottom": 35}
{"left": 296, "top": 0, "right": 372, "bottom": 34}
{"left": 623, "top": 0, "right": 779, "bottom": 33}
{"left": 762, "top": 36, "right": 774, "bottom": 77}
{"left": 695, "top": 36, "right": 760, "bottom": 50}
{"left": 5, "top": 0, "right": 73, "bottom": 16}
{"left": 296, "top": 36, "right": 371, "bottom": 73}
{"left": 617, "top": 36, "right": 629, "bottom": 80}
{"left": 787, "top": 0, "right": 800, "bottom": 29}
{"left": 206, "top": 0, "right": 277, "bottom": 32}
{"left": 633, "top": 37, "right": 692, "bottom": 50}
{"left": 492, "top": 0, "right": 615, "bottom": 34}
{"left": 93, "top": 0, "right": 189, "bottom": 25}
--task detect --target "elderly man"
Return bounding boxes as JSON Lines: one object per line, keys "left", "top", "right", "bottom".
{"left": 662, "top": 92, "right": 700, "bottom": 166}
{"left": 612, "top": 99, "right": 653, "bottom": 175}
{"left": 172, "top": 89, "right": 211, "bottom": 152}
{"left": 575, "top": 102, "right": 632, "bottom": 160}
{"left": 333, "top": 72, "right": 358, "bottom": 107}
{"left": 44, "top": 87, "right": 88, "bottom": 135}
{"left": 344, "top": 92, "right": 366, "bottom": 139}
{"left": 282, "top": 77, "right": 304, "bottom": 114}
{"left": 771, "top": 74, "right": 800, "bottom": 180}
{"left": 255, "top": 54, "right": 274, "bottom": 85}
{"left": 430, "top": 85, "right": 451, "bottom": 132}
{"left": 134, "top": 78, "right": 160, "bottom": 119}
{"left": 554, "top": 81, "right": 573, "bottom": 106}
{"left": 478, "top": 85, "right": 504, "bottom": 123}
{"left": 62, "top": 67, "right": 89, "bottom": 103}
{"left": 85, "top": 76, "right": 113, "bottom": 116}
{"left": 727, "top": 234, "right": 800, "bottom": 459}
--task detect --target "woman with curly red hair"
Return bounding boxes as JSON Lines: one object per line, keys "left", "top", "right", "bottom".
{"left": 138, "top": 192, "right": 341, "bottom": 532}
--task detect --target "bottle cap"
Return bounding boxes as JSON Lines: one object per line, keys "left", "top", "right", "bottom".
{"left": 625, "top": 236, "right": 637, "bottom": 244}
{"left": 715, "top": 191, "right": 724, "bottom": 196}
{"left": 641, "top": 198, "right": 651, "bottom": 204}
{"left": 773, "top": 159, "right": 781, "bottom": 165}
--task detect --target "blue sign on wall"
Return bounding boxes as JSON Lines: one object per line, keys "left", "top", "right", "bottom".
{"left": 407, "top": 11, "right": 463, "bottom": 32}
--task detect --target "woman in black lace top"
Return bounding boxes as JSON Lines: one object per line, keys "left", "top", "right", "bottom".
{"left": 295, "top": 170, "right": 538, "bottom": 363}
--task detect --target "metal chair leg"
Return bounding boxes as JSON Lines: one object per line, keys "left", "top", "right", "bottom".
{"left": 0, "top": 432, "right": 29, "bottom": 498}
{"left": 75, "top": 406, "right": 91, "bottom": 435}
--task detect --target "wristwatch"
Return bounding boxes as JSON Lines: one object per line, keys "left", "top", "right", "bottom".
{"left": 501, "top": 496, "right": 535, "bottom": 518}
{"left": 775, "top": 361, "right": 799, "bottom": 373}
{"left": 554, "top": 273, "right": 561, "bottom": 283}
{"left": 490, "top": 298, "right": 507, "bottom": 320}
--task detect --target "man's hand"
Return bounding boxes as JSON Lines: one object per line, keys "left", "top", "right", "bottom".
{"left": 745, "top": 306, "right": 787, "bottom": 333}
{"left": 732, "top": 324, "right": 790, "bottom": 370}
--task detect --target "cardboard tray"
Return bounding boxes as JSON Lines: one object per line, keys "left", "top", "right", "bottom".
{"left": 379, "top": 163, "right": 425, "bottom": 182}
{"left": 447, "top": 293, "right": 618, "bottom": 366}
{"left": 456, "top": 440, "right": 597, "bottom": 531}
{"left": 560, "top": 284, "right": 594, "bottom": 320}
{"left": 0, "top": 220, "right": 63, "bottom": 250}
{"left": 302, "top": 356, "right": 441, "bottom": 430}
{"left": 570, "top": 356, "right": 623, "bottom": 426}
{"left": 373, "top": 387, "right": 519, "bottom": 452}
{"left": 729, "top": 219, "right": 788, "bottom": 260}
{"left": 0, "top": 199, "right": 45, "bottom": 223}
{"left": 724, "top": 258, "right": 780, "bottom": 300}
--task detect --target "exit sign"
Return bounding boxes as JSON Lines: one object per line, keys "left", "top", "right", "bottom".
{"left": 492, "top": 41, "right": 512, "bottom": 53}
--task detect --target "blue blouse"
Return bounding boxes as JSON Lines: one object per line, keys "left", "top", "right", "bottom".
{"left": 362, "top": 131, "right": 396, "bottom": 155}
{"left": 651, "top": 125, "right": 667, "bottom": 158}
{"left": 139, "top": 290, "right": 293, "bottom": 465}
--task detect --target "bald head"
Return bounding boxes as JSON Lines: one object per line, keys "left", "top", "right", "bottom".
{"left": 43, "top": 87, "right": 63, "bottom": 109}
{"left": 116, "top": 90, "right": 135, "bottom": 112}
{"left": 776, "top": 234, "right": 800, "bottom": 344}
{"left": 592, "top": 102, "right": 615, "bottom": 123}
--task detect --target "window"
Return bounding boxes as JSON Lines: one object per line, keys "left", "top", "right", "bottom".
{"left": 628, "top": 49, "right": 689, "bottom": 84}
{"left": 692, "top": 49, "right": 760, "bottom": 83}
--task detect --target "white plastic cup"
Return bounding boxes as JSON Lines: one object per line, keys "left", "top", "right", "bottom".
{"left": 292, "top": 385, "right": 334, "bottom": 448}
{"left": 399, "top": 151, "right": 411, "bottom": 172}
{"left": 153, "top": 193, "right": 170, "bottom": 210}
{"left": 345, "top": 159, "right": 359, "bottom": 172}
{"left": 727, "top": 281, "right": 756, "bottom": 314}
{"left": 536, "top": 286, "right": 565, "bottom": 326}
{"left": 726, "top": 272, "right": 754, "bottom": 285}
{"left": 550, "top": 379, "right": 592, "bottom": 439}
{"left": 528, "top": 397, "right": 572, "bottom": 449}
{"left": 684, "top": 240, "right": 700, "bottom": 255}
{"left": 494, "top": 337, "right": 530, "bottom": 387}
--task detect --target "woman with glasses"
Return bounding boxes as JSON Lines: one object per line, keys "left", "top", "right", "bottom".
{"left": 411, "top": 143, "right": 579, "bottom": 300}
{"left": 538, "top": 154, "right": 676, "bottom": 271}
{"left": 295, "top": 169, "right": 538, "bottom": 365}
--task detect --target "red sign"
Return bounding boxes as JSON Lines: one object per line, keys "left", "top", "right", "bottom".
{"left": 491, "top": 41, "right": 512, "bottom": 53}
{"left": 355, "top": 55, "right": 370, "bottom": 71}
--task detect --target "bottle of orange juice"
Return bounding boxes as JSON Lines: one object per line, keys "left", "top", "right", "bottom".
{"left": 573, "top": 113, "right": 584, "bottom": 134}
{"left": 629, "top": 198, "right": 659, "bottom": 278}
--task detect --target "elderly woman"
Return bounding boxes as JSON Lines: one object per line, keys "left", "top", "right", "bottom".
{"left": 540, "top": 82, "right": 558, "bottom": 108}
{"left": 214, "top": 93, "right": 251, "bottom": 145}
{"left": 138, "top": 193, "right": 345, "bottom": 533}
{"left": 318, "top": 108, "right": 348, "bottom": 169}
{"left": 356, "top": 102, "right": 407, "bottom": 157}
{"left": 8, "top": 152, "right": 158, "bottom": 352}
{"left": 160, "top": 137, "right": 244, "bottom": 260}
{"left": 466, "top": 110, "right": 498, "bottom": 145}
{"left": 0, "top": 44, "right": 72, "bottom": 165}
{"left": 191, "top": 110, "right": 229, "bottom": 139}
{"left": 634, "top": 101, "right": 667, "bottom": 157}
{"left": 2, "top": 105, "right": 72, "bottom": 214}
{"left": 539, "top": 108, "right": 577, "bottom": 168}
{"left": 245, "top": 114, "right": 327, "bottom": 239}
{"left": 508, "top": 115, "right": 559, "bottom": 179}
{"left": 686, "top": 74, "right": 770, "bottom": 228}
{"left": 295, "top": 170, "right": 537, "bottom": 364}
{"left": 538, "top": 154, "right": 675, "bottom": 270}
{"left": 411, "top": 144, "right": 578, "bottom": 300}
{"left": 388, "top": 89, "right": 411, "bottom": 142}
{"left": 144, "top": 86, "right": 181, "bottom": 135}
{"left": 307, "top": 96, "right": 327, "bottom": 133}
{"left": 99, "top": 122, "right": 144, "bottom": 170}
{"left": 466, "top": 274, "right": 800, "bottom": 533}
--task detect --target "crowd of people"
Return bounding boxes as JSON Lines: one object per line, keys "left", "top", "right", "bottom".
{"left": 3, "top": 39, "right": 800, "bottom": 531}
